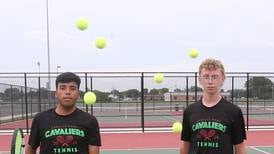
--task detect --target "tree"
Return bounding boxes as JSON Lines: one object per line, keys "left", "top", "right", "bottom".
{"left": 0, "top": 92, "right": 4, "bottom": 99}
{"left": 39, "top": 87, "right": 50, "bottom": 99}
{"left": 93, "top": 90, "right": 111, "bottom": 102}
{"left": 189, "top": 86, "right": 203, "bottom": 92}
{"left": 122, "top": 89, "right": 140, "bottom": 98}
{"left": 149, "top": 88, "right": 159, "bottom": 95}
{"left": 245, "top": 76, "right": 274, "bottom": 99}
{"left": 3, "top": 87, "right": 23, "bottom": 101}
{"left": 148, "top": 88, "right": 168, "bottom": 95}
{"left": 174, "top": 88, "right": 182, "bottom": 92}
{"left": 159, "top": 88, "right": 169, "bottom": 94}
{"left": 111, "top": 89, "right": 120, "bottom": 96}
{"left": 110, "top": 89, "right": 122, "bottom": 100}
{"left": 227, "top": 89, "right": 246, "bottom": 98}
{"left": 143, "top": 88, "right": 149, "bottom": 94}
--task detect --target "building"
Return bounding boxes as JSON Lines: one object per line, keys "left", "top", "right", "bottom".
{"left": 144, "top": 94, "right": 164, "bottom": 101}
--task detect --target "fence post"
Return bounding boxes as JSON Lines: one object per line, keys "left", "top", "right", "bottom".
{"left": 90, "top": 76, "right": 93, "bottom": 115}
{"left": 85, "top": 73, "right": 88, "bottom": 113}
{"left": 24, "top": 73, "right": 29, "bottom": 134}
{"left": 11, "top": 85, "right": 14, "bottom": 121}
{"left": 194, "top": 72, "right": 198, "bottom": 102}
{"left": 231, "top": 76, "right": 234, "bottom": 104}
{"left": 141, "top": 73, "right": 144, "bottom": 132}
{"left": 38, "top": 76, "right": 41, "bottom": 112}
{"left": 186, "top": 76, "right": 189, "bottom": 107}
{"left": 246, "top": 73, "right": 249, "bottom": 130}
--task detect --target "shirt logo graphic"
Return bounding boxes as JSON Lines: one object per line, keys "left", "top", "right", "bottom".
{"left": 198, "top": 129, "right": 218, "bottom": 141}
{"left": 54, "top": 135, "right": 76, "bottom": 147}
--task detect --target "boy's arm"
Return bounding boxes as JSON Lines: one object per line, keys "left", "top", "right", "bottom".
{"left": 25, "top": 144, "right": 37, "bottom": 154}
{"left": 88, "top": 145, "right": 100, "bottom": 154}
{"left": 235, "top": 142, "right": 247, "bottom": 154}
{"left": 180, "top": 140, "right": 190, "bottom": 154}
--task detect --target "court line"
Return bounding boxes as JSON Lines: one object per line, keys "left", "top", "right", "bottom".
{"left": 102, "top": 147, "right": 178, "bottom": 151}
{"left": 1, "top": 126, "right": 274, "bottom": 135}
{"left": 162, "top": 115, "right": 180, "bottom": 121}
{"left": 249, "top": 146, "right": 271, "bottom": 154}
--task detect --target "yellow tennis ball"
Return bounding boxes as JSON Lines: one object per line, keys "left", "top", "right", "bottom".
{"left": 95, "top": 37, "right": 107, "bottom": 49}
{"left": 76, "top": 18, "right": 89, "bottom": 31}
{"left": 172, "top": 122, "right": 183, "bottom": 133}
{"left": 188, "top": 48, "right": 199, "bottom": 58}
{"left": 153, "top": 73, "right": 164, "bottom": 84}
{"left": 83, "top": 91, "right": 96, "bottom": 105}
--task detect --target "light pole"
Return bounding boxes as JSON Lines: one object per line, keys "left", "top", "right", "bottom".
{"left": 46, "top": 0, "right": 51, "bottom": 90}
{"left": 45, "top": 0, "right": 52, "bottom": 108}
{"left": 56, "top": 65, "right": 61, "bottom": 75}
{"left": 37, "top": 62, "right": 40, "bottom": 76}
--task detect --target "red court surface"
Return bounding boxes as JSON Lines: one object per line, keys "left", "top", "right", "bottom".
{"left": 1, "top": 130, "right": 274, "bottom": 151}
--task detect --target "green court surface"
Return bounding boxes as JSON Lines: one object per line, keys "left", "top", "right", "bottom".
{"left": 101, "top": 146, "right": 274, "bottom": 154}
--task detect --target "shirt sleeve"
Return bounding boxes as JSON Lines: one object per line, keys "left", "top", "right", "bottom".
{"left": 231, "top": 108, "right": 247, "bottom": 145}
{"left": 181, "top": 108, "right": 191, "bottom": 141}
{"left": 28, "top": 116, "right": 41, "bottom": 149}
{"left": 88, "top": 116, "right": 101, "bottom": 146}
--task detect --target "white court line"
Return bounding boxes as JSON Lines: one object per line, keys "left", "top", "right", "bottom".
{"left": 0, "top": 129, "right": 173, "bottom": 135}
{"left": 163, "top": 115, "right": 180, "bottom": 121}
{"left": 1, "top": 126, "right": 274, "bottom": 135}
{"left": 102, "top": 147, "right": 178, "bottom": 151}
{"left": 249, "top": 146, "right": 271, "bottom": 154}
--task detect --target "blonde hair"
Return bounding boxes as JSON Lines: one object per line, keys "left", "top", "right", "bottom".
{"left": 199, "top": 58, "right": 225, "bottom": 76}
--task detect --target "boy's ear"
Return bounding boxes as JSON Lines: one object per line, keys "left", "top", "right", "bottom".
{"left": 222, "top": 75, "right": 226, "bottom": 82}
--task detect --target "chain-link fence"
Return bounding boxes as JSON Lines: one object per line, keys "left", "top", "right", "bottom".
{"left": 0, "top": 72, "right": 274, "bottom": 131}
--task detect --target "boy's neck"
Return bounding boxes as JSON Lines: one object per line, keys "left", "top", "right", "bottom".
{"left": 55, "top": 105, "right": 76, "bottom": 116}
{"left": 202, "top": 94, "right": 222, "bottom": 107}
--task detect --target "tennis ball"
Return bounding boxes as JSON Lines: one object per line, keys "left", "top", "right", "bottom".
{"left": 83, "top": 91, "right": 96, "bottom": 105}
{"left": 172, "top": 122, "right": 183, "bottom": 133}
{"left": 95, "top": 37, "right": 107, "bottom": 49}
{"left": 153, "top": 73, "right": 164, "bottom": 84}
{"left": 188, "top": 48, "right": 199, "bottom": 58}
{"left": 76, "top": 18, "right": 89, "bottom": 31}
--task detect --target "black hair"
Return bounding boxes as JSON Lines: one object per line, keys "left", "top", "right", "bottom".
{"left": 55, "top": 72, "right": 81, "bottom": 89}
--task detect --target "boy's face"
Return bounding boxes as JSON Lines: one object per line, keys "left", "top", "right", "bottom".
{"left": 55, "top": 82, "right": 80, "bottom": 109}
{"left": 199, "top": 68, "right": 225, "bottom": 95}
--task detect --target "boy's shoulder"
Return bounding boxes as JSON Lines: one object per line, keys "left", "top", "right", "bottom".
{"left": 33, "top": 108, "right": 55, "bottom": 120}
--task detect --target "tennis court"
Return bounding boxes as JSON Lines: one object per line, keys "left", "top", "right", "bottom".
{"left": 1, "top": 129, "right": 274, "bottom": 154}
{"left": 101, "top": 130, "right": 274, "bottom": 154}
{"left": 1, "top": 105, "right": 274, "bottom": 153}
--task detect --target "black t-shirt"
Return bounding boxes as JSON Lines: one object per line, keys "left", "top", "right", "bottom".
{"left": 181, "top": 98, "right": 246, "bottom": 154}
{"left": 28, "top": 108, "right": 101, "bottom": 154}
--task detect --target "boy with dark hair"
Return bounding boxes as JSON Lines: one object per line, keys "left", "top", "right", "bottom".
{"left": 26, "top": 72, "right": 101, "bottom": 154}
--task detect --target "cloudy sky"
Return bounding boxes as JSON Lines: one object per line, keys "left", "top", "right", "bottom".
{"left": 1, "top": 0, "right": 274, "bottom": 73}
